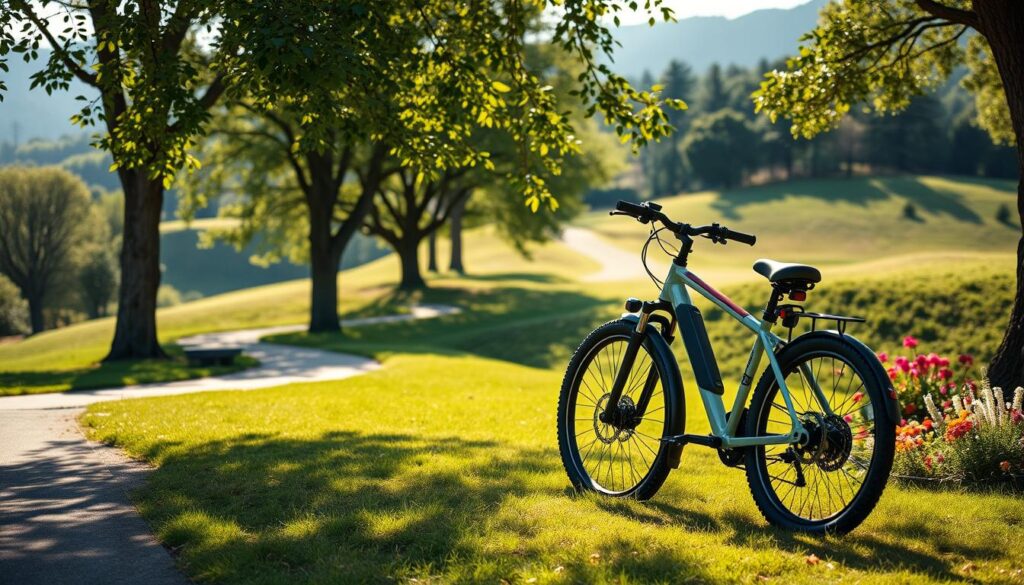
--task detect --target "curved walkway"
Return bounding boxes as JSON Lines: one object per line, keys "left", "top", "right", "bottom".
{"left": 562, "top": 227, "right": 647, "bottom": 282}
{"left": 0, "top": 304, "right": 460, "bottom": 584}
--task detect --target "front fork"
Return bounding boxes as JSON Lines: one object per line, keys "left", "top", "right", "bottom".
{"left": 600, "top": 304, "right": 662, "bottom": 427}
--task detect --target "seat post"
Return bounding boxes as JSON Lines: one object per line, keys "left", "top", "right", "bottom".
{"left": 762, "top": 285, "right": 785, "bottom": 324}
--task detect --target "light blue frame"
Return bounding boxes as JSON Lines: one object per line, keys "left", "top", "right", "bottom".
{"left": 658, "top": 264, "right": 829, "bottom": 448}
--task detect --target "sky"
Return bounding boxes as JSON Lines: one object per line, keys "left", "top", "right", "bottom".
{"left": 615, "top": 0, "right": 815, "bottom": 25}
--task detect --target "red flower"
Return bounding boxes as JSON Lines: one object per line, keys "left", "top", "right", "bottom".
{"left": 938, "top": 357, "right": 950, "bottom": 368}
{"left": 1000, "top": 461, "right": 1011, "bottom": 473}
{"left": 926, "top": 353, "right": 941, "bottom": 367}
{"left": 877, "top": 352, "right": 889, "bottom": 363}
{"left": 923, "top": 418, "right": 934, "bottom": 430}
{"left": 915, "top": 355, "right": 929, "bottom": 369}
{"left": 924, "top": 455, "right": 933, "bottom": 469}
{"left": 904, "top": 403, "right": 917, "bottom": 415}
{"left": 903, "top": 336, "right": 919, "bottom": 348}
{"left": 852, "top": 391, "right": 864, "bottom": 403}
{"left": 938, "top": 368, "right": 953, "bottom": 380}
{"left": 942, "top": 400, "right": 952, "bottom": 409}
{"left": 958, "top": 354, "right": 974, "bottom": 366}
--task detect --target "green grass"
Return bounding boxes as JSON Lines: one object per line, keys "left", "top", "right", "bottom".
{"left": 83, "top": 354, "right": 1024, "bottom": 584}
{"left": 27, "top": 174, "right": 1024, "bottom": 582}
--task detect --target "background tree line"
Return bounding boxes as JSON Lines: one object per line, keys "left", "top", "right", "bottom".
{"left": 629, "top": 58, "right": 1017, "bottom": 199}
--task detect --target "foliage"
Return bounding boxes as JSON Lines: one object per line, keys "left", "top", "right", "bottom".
{"left": 0, "top": 274, "right": 28, "bottom": 336}
{"left": 0, "top": 166, "right": 91, "bottom": 332}
{"left": 892, "top": 377, "right": 1024, "bottom": 486}
{"left": 753, "top": 0, "right": 1013, "bottom": 153}
{"left": 679, "top": 109, "right": 758, "bottom": 188}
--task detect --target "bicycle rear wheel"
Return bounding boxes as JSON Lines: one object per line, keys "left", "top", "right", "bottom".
{"left": 744, "top": 333, "right": 896, "bottom": 534}
{"left": 557, "top": 319, "right": 682, "bottom": 500}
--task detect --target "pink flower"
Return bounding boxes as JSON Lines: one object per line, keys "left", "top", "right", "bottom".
{"left": 938, "top": 368, "right": 953, "bottom": 380}
{"left": 915, "top": 355, "right": 929, "bottom": 369}
{"left": 852, "top": 391, "right": 864, "bottom": 403}
{"left": 895, "top": 357, "right": 911, "bottom": 372}
{"left": 903, "top": 336, "right": 919, "bottom": 349}
{"left": 927, "top": 353, "right": 941, "bottom": 366}
{"left": 942, "top": 400, "right": 952, "bottom": 410}
{"left": 958, "top": 354, "right": 974, "bottom": 366}
{"left": 877, "top": 352, "right": 889, "bottom": 363}
{"left": 938, "top": 357, "right": 950, "bottom": 368}
{"left": 940, "top": 386, "right": 948, "bottom": 395}
{"left": 843, "top": 414, "right": 853, "bottom": 423}
{"left": 1013, "top": 410, "right": 1024, "bottom": 424}
{"left": 909, "top": 367, "right": 920, "bottom": 378}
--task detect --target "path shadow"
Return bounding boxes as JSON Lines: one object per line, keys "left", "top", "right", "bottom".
{"left": 709, "top": 177, "right": 983, "bottom": 223}
{"left": 0, "top": 422, "right": 185, "bottom": 584}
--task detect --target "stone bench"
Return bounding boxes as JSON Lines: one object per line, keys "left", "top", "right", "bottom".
{"left": 184, "top": 346, "right": 243, "bottom": 367}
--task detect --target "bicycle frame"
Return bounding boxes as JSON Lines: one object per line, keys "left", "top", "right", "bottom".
{"left": 660, "top": 264, "right": 821, "bottom": 449}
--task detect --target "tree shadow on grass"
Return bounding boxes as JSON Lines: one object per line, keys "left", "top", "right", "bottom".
{"left": 709, "top": 176, "right": 983, "bottom": 223}
{"left": 123, "top": 430, "right": 718, "bottom": 584}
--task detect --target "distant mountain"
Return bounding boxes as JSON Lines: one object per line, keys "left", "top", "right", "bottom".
{"left": 608, "top": 0, "right": 826, "bottom": 79}
{"left": 0, "top": 55, "right": 94, "bottom": 143}
{"left": 0, "top": 1, "right": 827, "bottom": 142}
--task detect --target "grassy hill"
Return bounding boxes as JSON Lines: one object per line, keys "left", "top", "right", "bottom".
{"left": 10, "top": 173, "right": 1022, "bottom": 583}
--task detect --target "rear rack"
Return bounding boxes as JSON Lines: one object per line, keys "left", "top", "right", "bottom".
{"left": 777, "top": 305, "right": 866, "bottom": 340}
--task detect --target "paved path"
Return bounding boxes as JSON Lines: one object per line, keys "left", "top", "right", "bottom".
{"left": 0, "top": 304, "right": 460, "bottom": 411}
{"left": 0, "top": 304, "right": 459, "bottom": 584}
{"left": 562, "top": 227, "right": 647, "bottom": 282}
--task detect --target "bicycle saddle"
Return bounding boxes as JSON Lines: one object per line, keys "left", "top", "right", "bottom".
{"left": 753, "top": 259, "right": 821, "bottom": 284}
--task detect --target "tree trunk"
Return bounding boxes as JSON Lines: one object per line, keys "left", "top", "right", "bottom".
{"left": 977, "top": 0, "right": 1024, "bottom": 392}
{"left": 449, "top": 197, "right": 466, "bottom": 274}
{"left": 308, "top": 200, "right": 344, "bottom": 333}
{"left": 104, "top": 173, "right": 165, "bottom": 361}
{"left": 427, "top": 230, "right": 439, "bottom": 272}
{"left": 26, "top": 291, "right": 44, "bottom": 335}
{"left": 397, "top": 240, "right": 425, "bottom": 290}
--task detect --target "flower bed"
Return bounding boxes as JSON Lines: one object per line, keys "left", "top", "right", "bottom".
{"left": 882, "top": 336, "right": 1024, "bottom": 488}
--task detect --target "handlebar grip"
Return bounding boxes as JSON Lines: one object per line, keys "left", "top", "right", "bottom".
{"left": 723, "top": 228, "right": 756, "bottom": 246}
{"left": 615, "top": 200, "right": 648, "bottom": 218}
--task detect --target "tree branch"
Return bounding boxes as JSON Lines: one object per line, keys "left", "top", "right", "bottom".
{"left": 17, "top": 3, "right": 98, "bottom": 87}
{"left": 914, "top": 0, "right": 980, "bottom": 30}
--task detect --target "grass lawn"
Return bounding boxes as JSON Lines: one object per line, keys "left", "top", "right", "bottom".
{"left": 19, "top": 173, "right": 1024, "bottom": 582}
{"left": 83, "top": 355, "right": 1024, "bottom": 584}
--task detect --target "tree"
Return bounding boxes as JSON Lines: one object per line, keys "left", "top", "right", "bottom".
{"left": 752, "top": 0, "right": 1024, "bottom": 389}
{"left": 0, "top": 167, "right": 90, "bottom": 333}
{"left": 364, "top": 167, "right": 474, "bottom": 290}
{"left": 698, "top": 63, "right": 729, "bottom": 113}
{"left": 680, "top": 110, "right": 759, "bottom": 189}
{"left": 1, "top": 0, "right": 231, "bottom": 359}
{"left": 865, "top": 96, "right": 947, "bottom": 172}
{"left": 646, "top": 60, "right": 697, "bottom": 197}
{"left": 184, "top": 0, "right": 684, "bottom": 331}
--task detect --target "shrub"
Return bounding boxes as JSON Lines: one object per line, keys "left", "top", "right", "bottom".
{"left": 996, "top": 202, "right": 1013, "bottom": 225}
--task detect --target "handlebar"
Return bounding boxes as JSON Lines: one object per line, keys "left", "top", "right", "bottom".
{"left": 612, "top": 200, "right": 757, "bottom": 247}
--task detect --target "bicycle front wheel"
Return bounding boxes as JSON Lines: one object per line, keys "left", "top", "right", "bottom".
{"left": 744, "top": 333, "right": 896, "bottom": 534}
{"left": 557, "top": 319, "right": 683, "bottom": 500}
